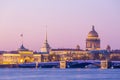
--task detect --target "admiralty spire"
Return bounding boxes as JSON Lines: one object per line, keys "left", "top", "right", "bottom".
{"left": 40, "top": 30, "right": 51, "bottom": 53}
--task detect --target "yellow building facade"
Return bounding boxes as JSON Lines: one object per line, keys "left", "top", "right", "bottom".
{"left": 1, "top": 45, "right": 41, "bottom": 64}
{"left": 48, "top": 49, "right": 93, "bottom": 61}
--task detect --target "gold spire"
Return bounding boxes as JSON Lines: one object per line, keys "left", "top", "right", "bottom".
{"left": 20, "top": 34, "right": 23, "bottom": 45}
{"left": 92, "top": 25, "right": 95, "bottom": 31}
{"left": 45, "top": 25, "right": 48, "bottom": 43}
{"left": 41, "top": 25, "right": 51, "bottom": 53}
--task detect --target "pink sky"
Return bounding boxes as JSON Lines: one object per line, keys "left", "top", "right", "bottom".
{"left": 0, "top": 0, "right": 120, "bottom": 51}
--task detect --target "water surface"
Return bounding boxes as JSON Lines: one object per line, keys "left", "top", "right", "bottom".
{"left": 0, "top": 68, "right": 120, "bottom": 80}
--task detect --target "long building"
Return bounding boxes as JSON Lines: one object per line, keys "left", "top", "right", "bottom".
{"left": 0, "top": 44, "right": 41, "bottom": 64}
{"left": 0, "top": 26, "right": 120, "bottom": 64}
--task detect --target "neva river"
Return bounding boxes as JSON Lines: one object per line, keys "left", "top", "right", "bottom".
{"left": 0, "top": 68, "right": 120, "bottom": 80}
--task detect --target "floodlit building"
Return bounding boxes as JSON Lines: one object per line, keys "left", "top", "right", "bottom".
{"left": 86, "top": 25, "right": 100, "bottom": 50}
{"left": 0, "top": 25, "right": 120, "bottom": 64}
{"left": 2, "top": 44, "right": 41, "bottom": 64}
{"left": 49, "top": 48, "right": 92, "bottom": 61}
{"left": 40, "top": 26, "right": 101, "bottom": 62}
{"left": 40, "top": 31, "right": 51, "bottom": 53}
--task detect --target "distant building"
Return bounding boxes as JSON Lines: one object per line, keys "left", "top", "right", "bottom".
{"left": 40, "top": 26, "right": 102, "bottom": 62}
{"left": 86, "top": 25, "right": 100, "bottom": 50}
{"left": 1, "top": 44, "right": 41, "bottom": 64}
{"left": 106, "top": 45, "right": 111, "bottom": 52}
{"left": 1, "top": 25, "right": 120, "bottom": 64}
{"left": 40, "top": 31, "right": 51, "bottom": 53}
{"left": 110, "top": 50, "right": 120, "bottom": 60}
{"left": 48, "top": 48, "right": 93, "bottom": 61}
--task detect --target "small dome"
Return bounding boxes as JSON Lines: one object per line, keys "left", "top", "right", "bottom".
{"left": 106, "top": 45, "right": 111, "bottom": 51}
{"left": 88, "top": 25, "right": 98, "bottom": 37}
{"left": 18, "top": 44, "right": 29, "bottom": 51}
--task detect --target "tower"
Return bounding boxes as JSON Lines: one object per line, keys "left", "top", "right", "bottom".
{"left": 18, "top": 34, "right": 28, "bottom": 51}
{"left": 40, "top": 29, "right": 51, "bottom": 53}
{"left": 106, "top": 45, "right": 111, "bottom": 52}
{"left": 86, "top": 25, "right": 100, "bottom": 50}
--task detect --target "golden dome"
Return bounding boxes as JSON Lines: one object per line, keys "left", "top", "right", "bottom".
{"left": 88, "top": 25, "right": 98, "bottom": 37}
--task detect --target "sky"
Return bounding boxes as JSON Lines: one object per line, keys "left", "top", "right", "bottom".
{"left": 0, "top": 0, "right": 120, "bottom": 51}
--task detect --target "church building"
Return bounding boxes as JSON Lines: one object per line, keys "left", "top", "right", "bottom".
{"left": 86, "top": 25, "right": 100, "bottom": 50}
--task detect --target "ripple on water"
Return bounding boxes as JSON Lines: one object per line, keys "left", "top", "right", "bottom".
{"left": 0, "top": 68, "right": 120, "bottom": 80}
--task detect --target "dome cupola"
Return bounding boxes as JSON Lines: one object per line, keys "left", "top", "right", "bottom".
{"left": 88, "top": 25, "right": 98, "bottom": 37}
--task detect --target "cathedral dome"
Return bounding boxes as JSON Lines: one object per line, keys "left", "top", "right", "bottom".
{"left": 88, "top": 26, "right": 98, "bottom": 37}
